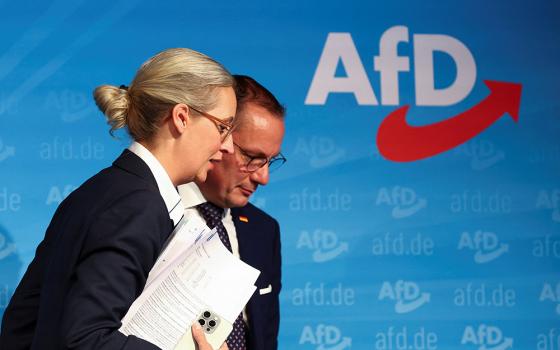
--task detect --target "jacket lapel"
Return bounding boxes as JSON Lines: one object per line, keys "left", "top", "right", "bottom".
{"left": 231, "top": 207, "right": 264, "bottom": 350}
{"left": 113, "top": 149, "right": 159, "bottom": 190}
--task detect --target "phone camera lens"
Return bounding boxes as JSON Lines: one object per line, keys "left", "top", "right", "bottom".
{"left": 209, "top": 320, "right": 216, "bottom": 327}
{"left": 198, "top": 319, "right": 205, "bottom": 326}
{"left": 203, "top": 311, "right": 211, "bottom": 318}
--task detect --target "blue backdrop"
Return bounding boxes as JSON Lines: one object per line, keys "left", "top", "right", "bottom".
{"left": 1, "top": 0, "right": 559, "bottom": 349}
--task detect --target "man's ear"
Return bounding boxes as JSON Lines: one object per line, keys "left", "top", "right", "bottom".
{"left": 170, "top": 103, "right": 190, "bottom": 134}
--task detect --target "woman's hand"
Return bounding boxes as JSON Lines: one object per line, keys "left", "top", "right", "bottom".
{"left": 191, "top": 323, "right": 229, "bottom": 350}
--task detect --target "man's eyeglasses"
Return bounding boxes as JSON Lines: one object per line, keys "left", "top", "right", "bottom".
{"left": 234, "top": 142, "right": 286, "bottom": 173}
{"left": 189, "top": 105, "right": 235, "bottom": 142}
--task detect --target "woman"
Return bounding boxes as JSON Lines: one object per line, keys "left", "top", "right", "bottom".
{"left": 0, "top": 48, "right": 234, "bottom": 349}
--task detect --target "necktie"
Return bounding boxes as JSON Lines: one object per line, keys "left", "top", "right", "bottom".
{"left": 197, "top": 202, "right": 247, "bottom": 350}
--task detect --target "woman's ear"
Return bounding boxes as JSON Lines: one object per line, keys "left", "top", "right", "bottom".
{"left": 170, "top": 103, "right": 190, "bottom": 134}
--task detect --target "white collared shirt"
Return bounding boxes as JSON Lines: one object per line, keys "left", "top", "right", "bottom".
{"left": 128, "top": 142, "right": 183, "bottom": 226}
{"left": 177, "top": 183, "right": 241, "bottom": 259}
{"left": 177, "top": 183, "right": 246, "bottom": 322}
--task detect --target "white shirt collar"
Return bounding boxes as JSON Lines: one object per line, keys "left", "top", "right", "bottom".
{"left": 178, "top": 183, "right": 229, "bottom": 220}
{"left": 128, "top": 141, "right": 183, "bottom": 226}
{"left": 177, "top": 182, "right": 207, "bottom": 209}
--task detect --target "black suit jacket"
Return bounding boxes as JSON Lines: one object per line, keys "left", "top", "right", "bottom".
{"left": 0, "top": 150, "right": 174, "bottom": 350}
{"left": 231, "top": 204, "right": 281, "bottom": 350}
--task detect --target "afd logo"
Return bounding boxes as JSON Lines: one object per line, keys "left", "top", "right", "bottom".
{"left": 306, "top": 26, "right": 522, "bottom": 162}
{"left": 294, "top": 137, "right": 346, "bottom": 168}
{"left": 44, "top": 90, "right": 95, "bottom": 123}
{"left": 0, "top": 138, "right": 15, "bottom": 162}
{"left": 461, "top": 324, "right": 513, "bottom": 350}
{"left": 0, "top": 232, "right": 16, "bottom": 260}
{"left": 375, "top": 186, "right": 426, "bottom": 218}
{"left": 454, "top": 140, "right": 505, "bottom": 171}
{"left": 458, "top": 230, "right": 509, "bottom": 264}
{"left": 297, "top": 229, "right": 349, "bottom": 263}
{"left": 539, "top": 282, "right": 560, "bottom": 316}
{"left": 378, "top": 280, "right": 430, "bottom": 313}
{"left": 536, "top": 190, "right": 560, "bottom": 222}
{"left": 300, "top": 324, "right": 352, "bottom": 350}
{"left": 46, "top": 185, "right": 77, "bottom": 205}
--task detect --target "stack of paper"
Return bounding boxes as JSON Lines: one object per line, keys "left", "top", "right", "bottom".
{"left": 119, "top": 217, "right": 260, "bottom": 350}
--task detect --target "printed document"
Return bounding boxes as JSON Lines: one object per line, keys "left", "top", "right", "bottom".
{"left": 119, "top": 217, "right": 260, "bottom": 350}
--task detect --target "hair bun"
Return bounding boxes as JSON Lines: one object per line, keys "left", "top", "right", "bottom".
{"left": 93, "top": 84, "right": 130, "bottom": 135}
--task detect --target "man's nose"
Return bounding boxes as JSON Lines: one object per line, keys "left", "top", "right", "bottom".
{"left": 250, "top": 162, "right": 270, "bottom": 185}
{"left": 220, "top": 133, "right": 234, "bottom": 154}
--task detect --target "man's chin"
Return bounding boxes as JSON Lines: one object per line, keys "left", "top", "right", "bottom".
{"left": 226, "top": 194, "right": 250, "bottom": 208}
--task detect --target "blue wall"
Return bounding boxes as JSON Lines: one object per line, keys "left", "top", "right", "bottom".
{"left": 1, "top": 0, "right": 559, "bottom": 348}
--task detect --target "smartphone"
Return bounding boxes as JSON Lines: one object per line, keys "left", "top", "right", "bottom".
{"left": 174, "top": 309, "right": 233, "bottom": 350}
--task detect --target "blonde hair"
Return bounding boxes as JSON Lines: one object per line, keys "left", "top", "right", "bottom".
{"left": 93, "top": 48, "right": 234, "bottom": 140}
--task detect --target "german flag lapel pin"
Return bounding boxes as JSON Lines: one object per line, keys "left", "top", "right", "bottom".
{"left": 239, "top": 215, "right": 249, "bottom": 223}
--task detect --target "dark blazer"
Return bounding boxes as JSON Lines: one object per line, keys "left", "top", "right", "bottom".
{"left": 231, "top": 204, "right": 281, "bottom": 350}
{"left": 0, "top": 150, "right": 174, "bottom": 350}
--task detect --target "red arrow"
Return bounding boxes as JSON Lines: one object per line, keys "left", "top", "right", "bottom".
{"left": 376, "top": 80, "right": 522, "bottom": 162}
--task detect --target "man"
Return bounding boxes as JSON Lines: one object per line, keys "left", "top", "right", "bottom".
{"left": 178, "top": 75, "right": 285, "bottom": 350}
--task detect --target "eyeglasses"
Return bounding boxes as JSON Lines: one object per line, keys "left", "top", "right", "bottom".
{"left": 189, "top": 105, "right": 235, "bottom": 142}
{"left": 234, "top": 142, "right": 287, "bottom": 173}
